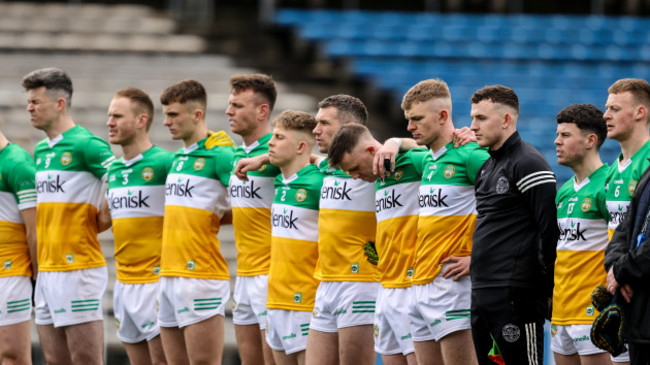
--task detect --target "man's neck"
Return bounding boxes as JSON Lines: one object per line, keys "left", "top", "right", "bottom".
{"left": 45, "top": 116, "right": 75, "bottom": 140}
{"left": 183, "top": 124, "right": 209, "bottom": 148}
{"left": 428, "top": 127, "right": 454, "bottom": 153}
{"left": 121, "top": 136, "right": 153, "bottom": 161}
{"left": 619, "top": 131, "right": 649, "bottom": 163}
{"left": 242, "top": 124, "right": 271, "bottom": 146}
{"left": 0, "top": 132, "right": 8, "bottom": 151}
{"left": 572, "top": 153, "right": 603, "bottom": 184}
{"left": 281, "top": 155, "right": 310, "bottom": 180}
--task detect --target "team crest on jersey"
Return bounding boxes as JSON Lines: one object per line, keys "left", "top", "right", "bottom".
{"left": 193, "top": 158, "right": 206, "bottom": 171}
{"left": 443, "top": 165, "right": 455, "bottom": 179}
{"left": 258, "top": 164, "right": 267, "bottom": 172}
{"left": 295, "top": 188, "right": 307, "bottom": 202}
{"left": 629, "top": 180, "right": 638, "bottom": 195}
{"left": 60, "top": 152, "right": 72, "bottom": 166}
{"left": 496, "top": 176, "right": 509, "bottom": 194}
{"left": 142, "top": 167, "right": 154, "bottom": 181}
{"left": 393, "top": 168, "right": 404, "bottom": 181}
{"left": 581, "top": 198, "right": 592, "bottom": 212}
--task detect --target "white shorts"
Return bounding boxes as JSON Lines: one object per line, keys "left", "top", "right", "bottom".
{"left": 35, "top": 267, "right": 107, "bottom": 327}
{"left": 0, "top": 275, "right": 32, "bottom": 326}
{"left": 265, "top": 309, "right": 311, "bottom": 355}
{"left": 114, "top": 281, "right": 161, "bottom": 343}
{"left": 409, "top": 273, "right": 471, "bottom": 342}
{"left": 158, "top": 276, "right": 230, "bottom": 328}
{"left": 550, "top": 324, "right": 630, "bottom": 362}
{"left": 232, "top": 275, "right": 269, "bottom": 330}
{"left": 374, "top": 287, "right": 415, "bottom": 356}
{"left": 310, "top": 281, "right": 380, "bottom": 332}
{"left": 550, "top": 324, "right": 605, "bottom": 356}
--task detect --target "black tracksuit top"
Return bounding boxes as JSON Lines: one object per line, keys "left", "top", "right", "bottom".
{"left": 470, "top": 131, "right": 560, "bottom": 298}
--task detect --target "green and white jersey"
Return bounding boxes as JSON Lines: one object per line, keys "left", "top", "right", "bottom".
{"left": 554, "top": 164, "right": 609, "bottom": 324}
{"left": 34, "top": 125, "right": 115, "bottom": 271}
{"left": 375, "top": 149, "right": 426, "bottom": 288}
{"left": 605, "top": 140, "right": 650, "bottom": 238}
{"left": 107, "top": 146, "right": 173, "bottom": 284}
{"left": 161, "top": 136, "right": 235, "bottom": 280}
{"left": 414, "top": 142, "right": 489, "bottom": 285}
{"left": 229, "top": 133, "right": 281, "bottom": 276}
{"left": 267, "top": 164, "right": 323, "bottom": 311}
{"left": 0, "top": 143, "right": 36, "bottom": 277}
{"left": 316, "top": 158, "right": 378, "bottom": 281}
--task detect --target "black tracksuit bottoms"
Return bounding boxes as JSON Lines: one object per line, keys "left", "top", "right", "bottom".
{"left": 471, "top": 286, "right": 547, "bottom": 365}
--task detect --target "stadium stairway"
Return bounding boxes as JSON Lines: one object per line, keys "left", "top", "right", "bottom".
{"left": 0, "top": 3, "right": 316, "bottom": 364}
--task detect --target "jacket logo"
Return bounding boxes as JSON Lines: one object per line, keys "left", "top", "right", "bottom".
{"left": 502, "top": 324, "right": 520, "bottom": 343}
{"left": 496, "top": 176, "right": 509, "bottom": 194}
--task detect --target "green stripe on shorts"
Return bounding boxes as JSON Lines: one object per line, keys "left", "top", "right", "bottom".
{"left": 71, "top": 299, "right": 100, "bottom": 312}
{"left": 446, "top": 309, "right": 471, "bottom": 320}
{"left": 352, "top": 301, "right": 376, "bottom": 313}
{"left": 300, "top": 323, "right": 310, "bottom": 336}
{"left": 194, "top": 298, "right": 222, "bottom": 311}
{"left": 7, "top": 298, "right": 31, "bottom": 313}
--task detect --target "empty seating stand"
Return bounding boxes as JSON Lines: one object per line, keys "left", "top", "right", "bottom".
{"left": 276, "top": 8, "right": 648, "bottom": 184}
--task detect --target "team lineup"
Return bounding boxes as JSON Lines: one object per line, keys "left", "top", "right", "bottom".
{"left": 1, "top": 68, "right": 650, "bottom": 365}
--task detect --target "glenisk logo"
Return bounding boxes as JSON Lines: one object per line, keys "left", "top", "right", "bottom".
{"left": 376, "top": 189, "right": 403, "bottom": 213}
{"left": 109, "top": 190, "right": 150, "bottom": 210}
{"left": 166, "top": 178, "right": 194, "bottom": 197}
{"left": 230, "top": 179, "right": 262, "bottom": 199}
{"left": 37, "top": 174, "right": 66, "bottom": 193}
{"left": 272, "top": 207, "right": 298, "bottom": 229}
{"left": 321, "top": 180, "right": 352, "bottom": 200}
{"left": 559, "top": 221, "right": 587, "bottom": 241}
{"left": 419, "top": 188, "right": 448, "bottom": 208}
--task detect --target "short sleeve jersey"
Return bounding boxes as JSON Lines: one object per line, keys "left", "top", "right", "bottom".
{"left": 315, "top": 158, "right": 378, "bottom": 282}
{"left": 606, "top": 140, "right": 650, "bottom": 238}
{"left": 107, "top": 146, "right": 173, "bottom": 284}
{"left": 553, "top": 164, "right": 610, "bottom": 325}
{"left": 161, "top": 137, "right": 234, "bottom": 280}
{"left": 414, "top": 142, "right": 489, "bottom": 285}
{"left": 229, "top": 133, "right": 281, "bottom": 277}
{"left": 267, "top": 164, "right": 323, "bottom": 311}
{"left": 34, "top": 125, "right": 115, "bottom": 271}
{"left": 0, "top": 143, "right": 36, "bottom": 277}
{"left": 375, "top": 149, "right": 426, "bottom": 288}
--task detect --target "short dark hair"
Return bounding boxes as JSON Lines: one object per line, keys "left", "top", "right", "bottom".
{"left": 22, "top": 68, "right": 73, "bottom": 106}
{"left": 229, "top": 74, "right": 277, "bottom": 111}
{"left": 556, "top": 104, "right": 606, "bottom": 150}
{"left": 160, "top": 79, "right": 207, "bottom": 111}
{"left": 328, "top": 124, "right": 370, "bottom": 168}
{"left": 115, "top": 87, "right": 155, "bottom": 131}
{"left": 470, "top": 85, "right": 519, "bottom": 114}
{"left": 318, "top": 95, "right": 368, "bottom": 125}
{"left": 608, "top": 78, "right": 650, "bottom": 108}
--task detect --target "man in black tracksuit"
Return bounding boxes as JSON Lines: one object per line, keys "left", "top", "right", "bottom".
{"left": 605, "top": 162, "right": 650, "bottom": 364}
{"left": 469, "top": 85, "right": 560, "bottom": 364}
